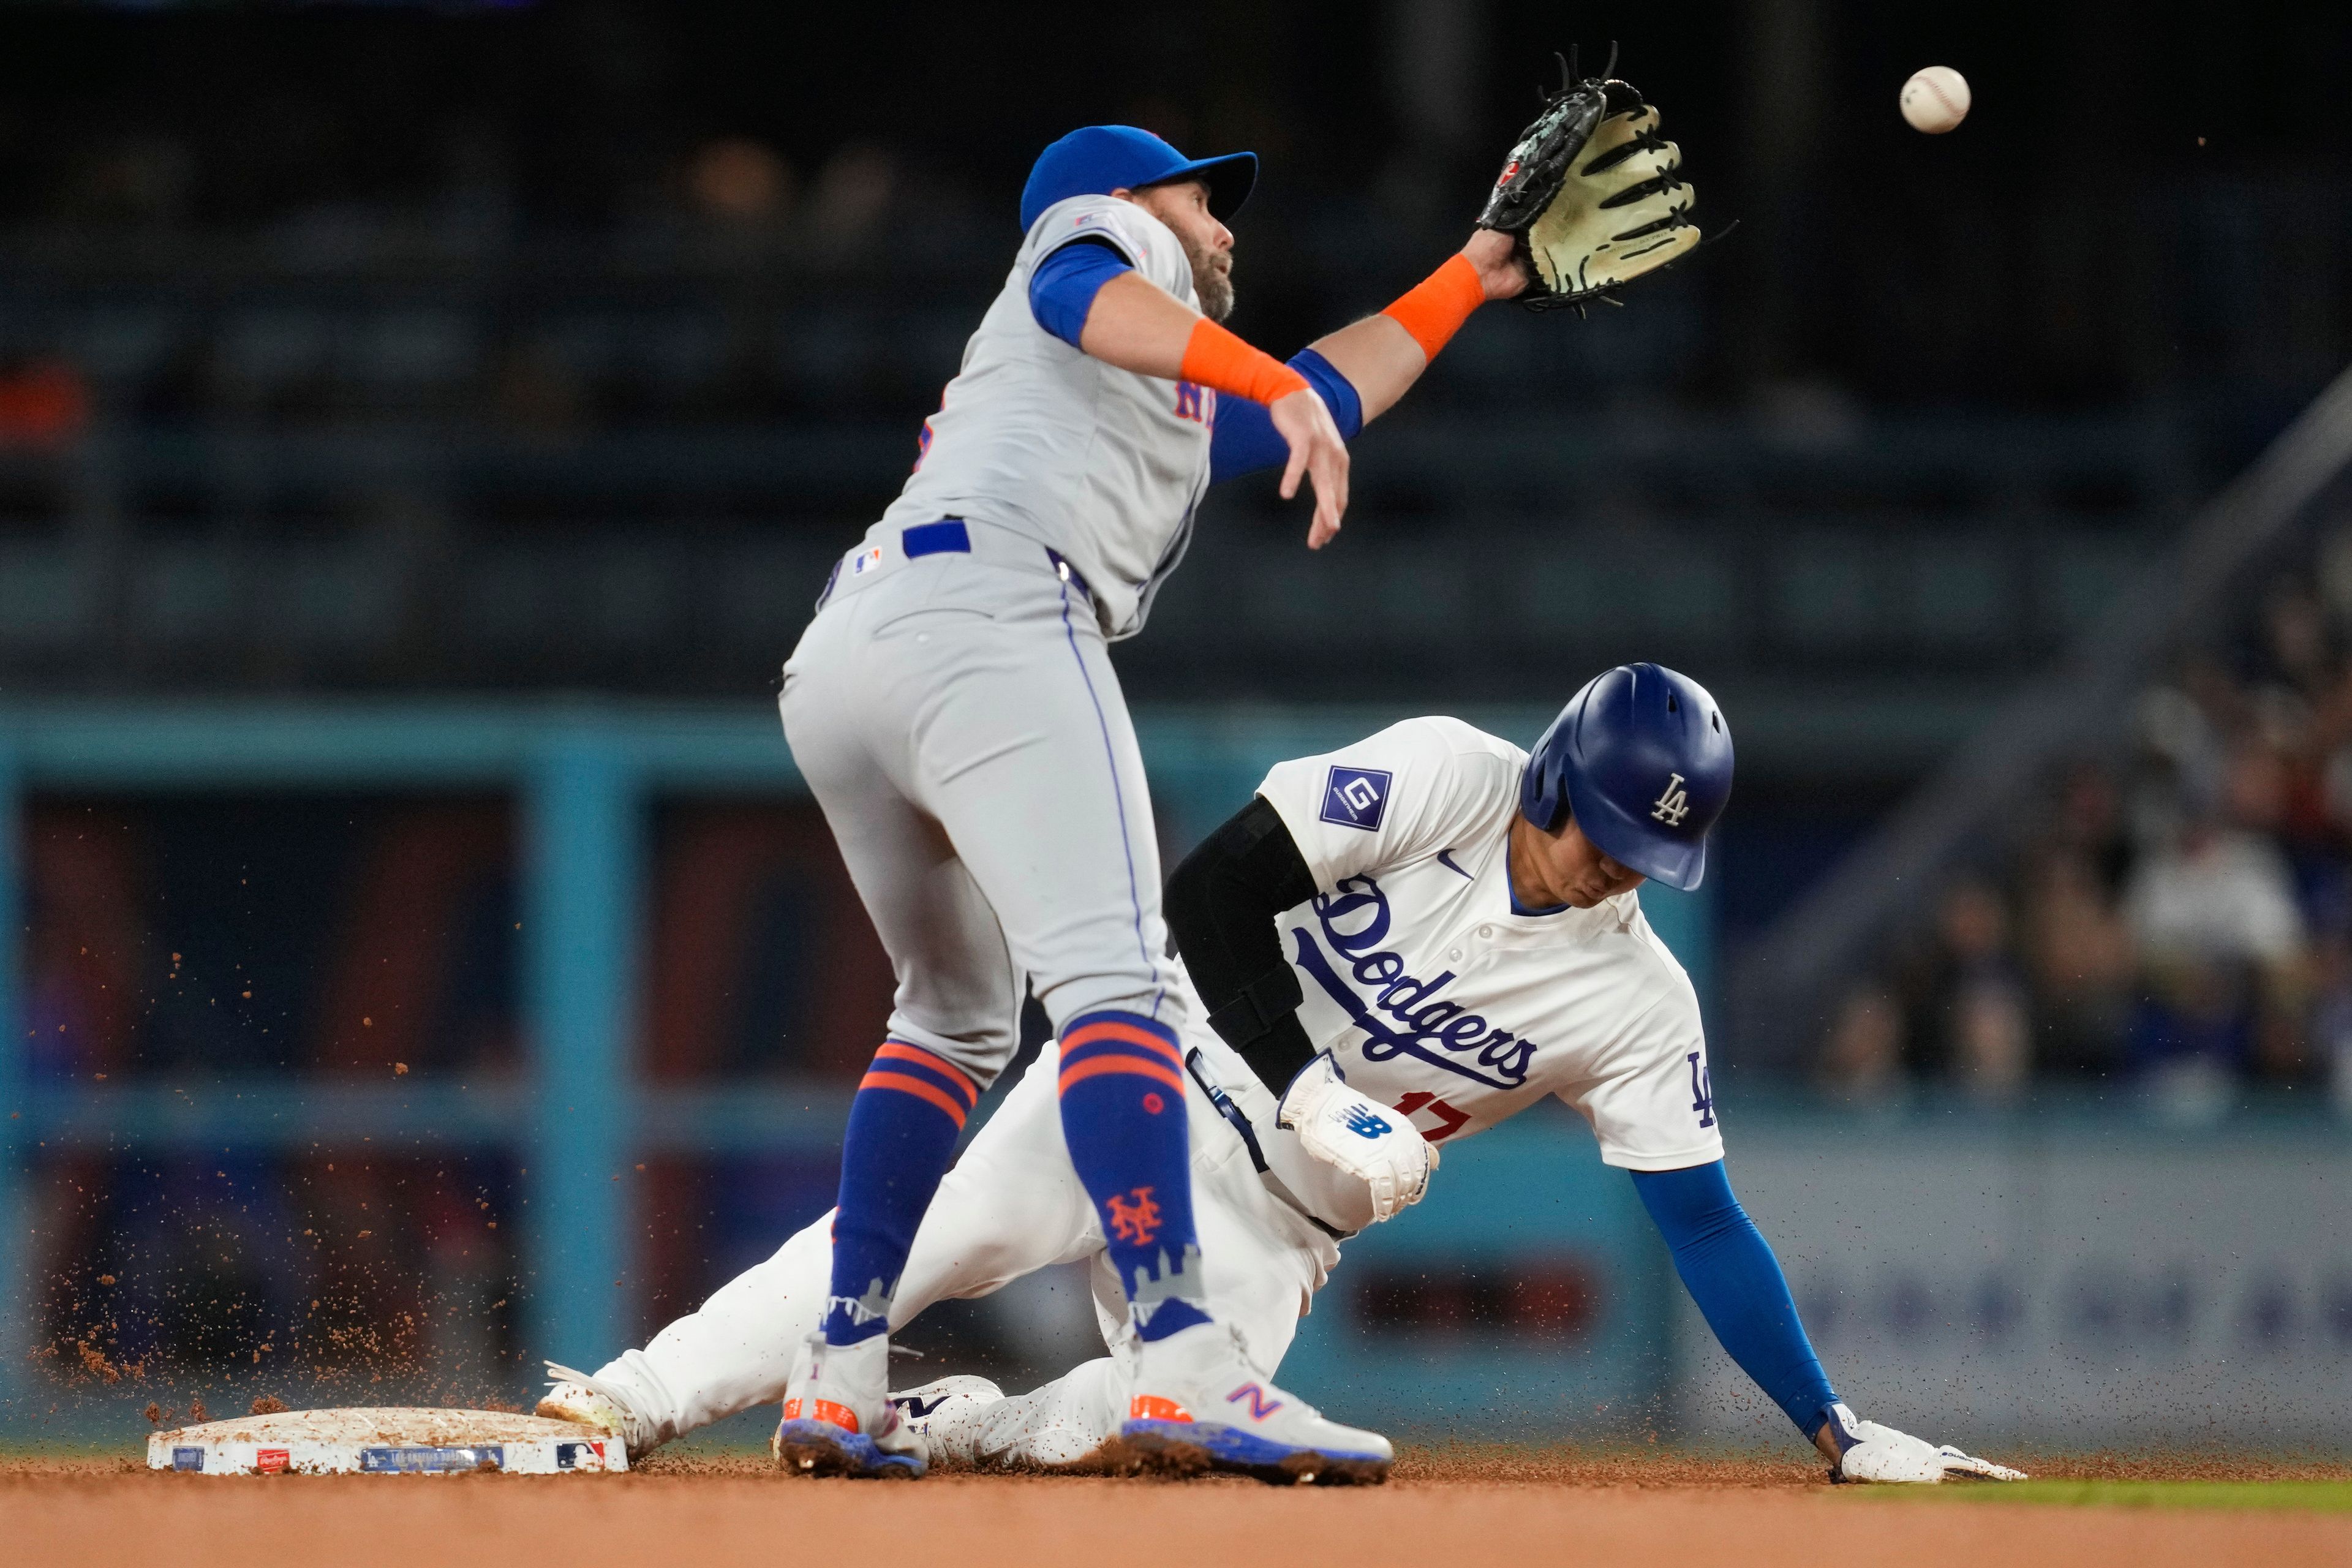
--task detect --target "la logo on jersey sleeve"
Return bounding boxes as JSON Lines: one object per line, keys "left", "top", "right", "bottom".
{"left": 1319, "top": 766, "right": 1392, "bottom": 831}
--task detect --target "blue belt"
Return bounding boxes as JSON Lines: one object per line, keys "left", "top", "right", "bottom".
{"left": 901, "top": 518, "right": 970, "bottom": 559}
{"left": 818, "top": 518, "right": 1091, "bottom": 609}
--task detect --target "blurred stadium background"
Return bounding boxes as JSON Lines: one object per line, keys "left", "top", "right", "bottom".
{"left": 1, "top": 0, "right": 2348, "bottom": 1453}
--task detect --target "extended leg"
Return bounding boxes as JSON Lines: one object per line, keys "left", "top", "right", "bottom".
{"left": 897, "top": 573, "right": 1209, "bottom": 1344}
{"left": 766, "top": 596, "right": 1032, "bottom": 1475}
{"left": 547, "top": 1050, "right": 1099, "bottom": 1451}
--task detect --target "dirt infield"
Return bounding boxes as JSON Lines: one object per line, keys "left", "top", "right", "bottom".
{"left": 9, "top": 1450, "right": 2350, "bottom": 1568}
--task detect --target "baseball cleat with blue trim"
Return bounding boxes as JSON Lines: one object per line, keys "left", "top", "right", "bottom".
{"left": 885, "top": 1374, "right": 1001, "bottom": 1466}
{"left": 1117, "top": 1321, "right": 1391, "bottom": 1485}
{"left": 772, "top": 1332, "right": 928, "bottom": 1479}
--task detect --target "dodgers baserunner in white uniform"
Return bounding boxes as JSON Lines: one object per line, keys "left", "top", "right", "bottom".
{"left": 544, "top": 667, "right": 2024, "bottom": 1485}
{"left": 538, "top": 96, "right": 1703, "bottom": 1484}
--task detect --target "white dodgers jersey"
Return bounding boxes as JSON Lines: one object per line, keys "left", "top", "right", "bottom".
{"left": 1256, "top": 717, "right": 1723, "bottom": 1191}
{"left": 877, "top": 194, "right": 1216, "bottom": 639}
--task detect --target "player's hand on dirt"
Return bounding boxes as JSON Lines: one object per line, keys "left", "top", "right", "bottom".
{"left": 1276, "top": 1052, "right": 1436, "bottom": 1221}
{"left": 1269, "top": 386, "right": 1349, "bottom": 548}
{"left": 1814, "top": 1403, "right": 2026, "bottom": 1484}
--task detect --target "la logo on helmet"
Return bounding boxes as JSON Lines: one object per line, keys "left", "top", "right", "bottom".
{"left": 1650, "top": 772, "right": 1691, "bottom": 826}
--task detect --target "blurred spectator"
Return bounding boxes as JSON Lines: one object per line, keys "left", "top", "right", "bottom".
{"left": 2121, "top": 790, "right": 2307, "bottom": 1085}
{"left": 806, "top": 143, "right": 899, "bottom": 250}
{"left": 684, "top": 137, "right": 794, "bottom": 227}
{"left": 2020, "top": 849, "right": 2135, "bottom": 1074}
{"left": 2261, "top": 579, "right": 2334, "bottom": 695}
{"left": 2120, "top": 810, "right": 2303, "bottom": 972}
{"left": 1895, "top": 878, "right": 2032, "bottom": 1098}
{"left": 1817, "top": 984, "right": 1906, "bottom": 1101}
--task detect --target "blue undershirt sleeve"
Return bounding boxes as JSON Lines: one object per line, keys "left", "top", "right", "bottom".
{"left": 1028, "top": 238, "right": 1134, "bottom": 348}
{"left": 1207, "top": 347, "right": 1365, "bottom": 484}
{"left": 1630, "top": 1161, "right": 1839, "bottom": 1441}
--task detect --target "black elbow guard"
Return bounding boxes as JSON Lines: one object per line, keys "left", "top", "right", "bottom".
{"left": 1166, "top": 796, "right": 1324, "bottom": 1091}
{"left": 1205, "top": 962, "right": 1304, "bottom": 1048}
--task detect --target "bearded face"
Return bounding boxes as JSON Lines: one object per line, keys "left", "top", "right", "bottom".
{"left": 1180, "top": 226, "right": 1235, "bottom": 322}
{"left": 1131, "top": 179, "right": 1235, "bottom": 323}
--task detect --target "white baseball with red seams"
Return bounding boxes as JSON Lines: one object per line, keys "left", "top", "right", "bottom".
{"left": 1901, "top": 66, "right": 1971, "bottom": 134}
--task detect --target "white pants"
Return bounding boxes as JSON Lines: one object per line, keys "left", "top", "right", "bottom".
{"left": 589, "top": 1031, "right": 1344, "bottom": 1452}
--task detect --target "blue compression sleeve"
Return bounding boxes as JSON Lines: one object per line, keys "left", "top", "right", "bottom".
{"left": 1207, "top": 347, "right": 1363, "bottom": 483}
{"left": 1630, "top": 1161, "right": 1838, "bottom": 1439}
{"left": 1028, "top": 238, "right": 1132, "bottom": 347}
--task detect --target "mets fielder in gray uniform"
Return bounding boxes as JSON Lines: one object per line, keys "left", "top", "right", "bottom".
{"left": 545, "top": 87, "right": 1704, "bottom": 1483}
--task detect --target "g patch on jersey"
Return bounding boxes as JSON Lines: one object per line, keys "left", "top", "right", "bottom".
{"left": 1319, "top": 766, "right": 1392, "bottom": 832}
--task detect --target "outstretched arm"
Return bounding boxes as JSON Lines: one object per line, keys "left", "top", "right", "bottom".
{"left": 1202, "top": 234, "right": 1526, "bottom": 488}
{"left": 1307, "top": 230, "right": 1528, "bottom": 421}
{"left": 1629, "top": 1161, "right": 2025, "bottom": 1482}
{"left": 1629, "top": 1160, "right": 1840, "bottom": 1448}
{"left": 1031, "top": 250, "right": 1350, "bottom": 546}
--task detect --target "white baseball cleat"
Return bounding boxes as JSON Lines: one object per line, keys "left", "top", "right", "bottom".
{"left": 892, "top": 1376, "right": 1104, "bottom": 1471}
{"left": 772, "top": 1332, "right": 929, "bottom": 1479}
{"left": 1118, "top": 1319, "right": 1392, "bottom": 1485}
{"left": 1817, "top": 1403, "right": 2026, "bottom": 1483}
{"left": 538, "top": 1362, "right": 662, "bottom": 1459}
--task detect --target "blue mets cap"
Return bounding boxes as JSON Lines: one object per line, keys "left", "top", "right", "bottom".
{"left": 1019, "top": 125, "right": 1257, "bottom": 232}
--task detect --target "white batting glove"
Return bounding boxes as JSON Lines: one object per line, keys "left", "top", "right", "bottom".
{"left": 1276, "top": 1053, "right": 1437, "bottom": 1223}
{"left": 1816, "top": 1403, "right": 2026, "bottom": 1483}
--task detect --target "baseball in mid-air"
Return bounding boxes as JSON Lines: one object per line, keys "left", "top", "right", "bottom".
{"left": 1900, "top": 66, "right": 1970, "bottom": 134}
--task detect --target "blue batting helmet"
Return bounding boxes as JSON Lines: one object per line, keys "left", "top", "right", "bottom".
{"left": 1520, "top": 663, "right": 1734, "bottom": 892}
{"left": 1019, "top": 125, "right": 1257, "bottom": 232}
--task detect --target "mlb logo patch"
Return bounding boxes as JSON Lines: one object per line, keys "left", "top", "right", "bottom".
{"left": 1320, "top": 766, "right": 1392, "bottom": 832}
{"left": 851, "top": 546, "right": 884, "bottom": 576}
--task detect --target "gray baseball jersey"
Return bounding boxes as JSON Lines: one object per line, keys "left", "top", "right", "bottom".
{"left": 876, "top": 193, "right": 1216, "bottom": 638}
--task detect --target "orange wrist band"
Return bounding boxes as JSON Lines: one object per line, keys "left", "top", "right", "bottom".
{"left": 1178, "top": 318, "right": 1311, "bottom": 405}
{"left": 1381, "top": 253, "right": 1487, "bottom": 360}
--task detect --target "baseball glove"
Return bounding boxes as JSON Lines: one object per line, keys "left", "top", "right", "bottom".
{"left": 1477, "top": 53, "right": 1700, "bottom": 311}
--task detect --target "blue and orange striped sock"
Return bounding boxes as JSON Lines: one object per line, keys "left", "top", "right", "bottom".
{"left": 820, "top": 1039, "right": 979, "bottom": 1347}
{"left": 1056, "top": 1009, "right": 1212, "bottom": 1343}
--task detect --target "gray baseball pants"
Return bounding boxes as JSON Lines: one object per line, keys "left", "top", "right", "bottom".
{"left": 778, "top": 518, "right": 1186, "bottom": 1088}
